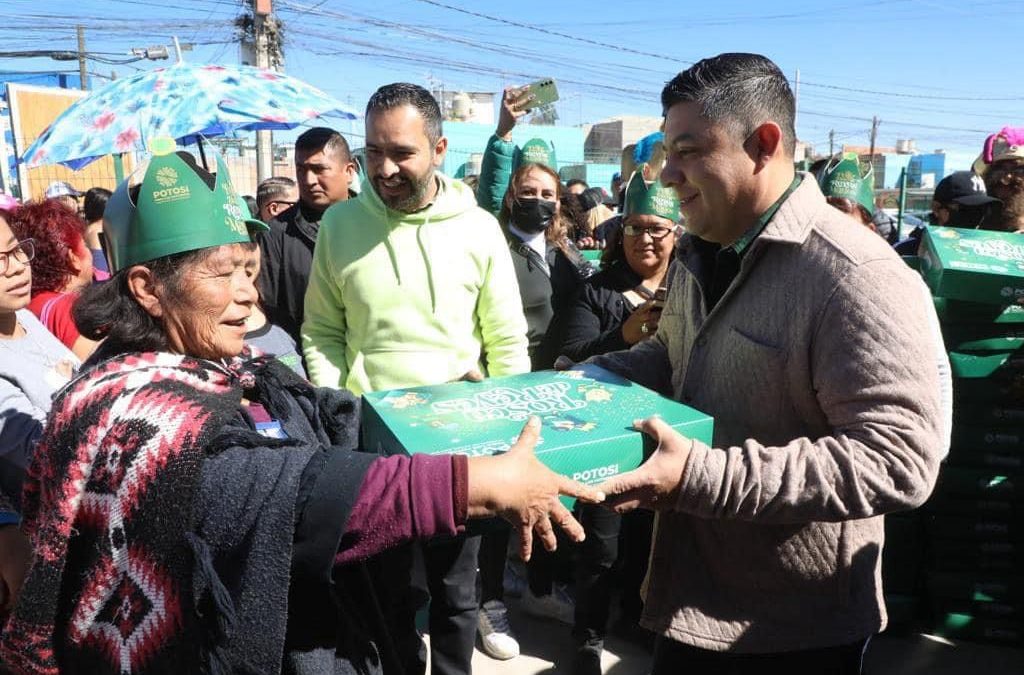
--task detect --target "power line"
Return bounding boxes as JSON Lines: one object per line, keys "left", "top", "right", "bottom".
{"left": 409, "top": 0, "right": 1024, "bottom": 102}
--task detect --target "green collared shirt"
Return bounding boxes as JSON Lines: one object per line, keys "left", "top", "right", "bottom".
{"left": 698, "top": 175, "right": 802, "bottom": 311}
{"left": 730, "top": 174, "right": 802, "bottom": 256}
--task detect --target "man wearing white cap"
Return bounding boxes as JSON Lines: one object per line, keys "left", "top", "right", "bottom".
{"left": 43, "top": 181, "right": 81, "bottom": 213}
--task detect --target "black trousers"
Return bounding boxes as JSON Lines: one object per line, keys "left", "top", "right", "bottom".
{"left": 422, "top": 534, "right": 481, "bottom": 675}
{"left": 572, "top": 504, "right": 653, "bottom": 646}
{"left": 375, "top": 535, "right": 481, "bottom": 675}
{"left": 479, "top": 526, "right": 510, "bottom": 604}
{"left": 651, "top": 635, "right": 870, "bottom": 675}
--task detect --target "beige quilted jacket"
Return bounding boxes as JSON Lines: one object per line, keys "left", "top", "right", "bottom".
{"left": 591, "top": 174, "right": 945, "bottom": 653}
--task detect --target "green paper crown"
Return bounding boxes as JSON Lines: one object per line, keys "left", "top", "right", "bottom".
{"left": 103, "top": 143, "right": 268, "bottom": 272}
{"left": 622, "top": 167, "right": 680, "bottom": 221}
{"left": 515, "top": 138, "right": 556, "bottom": 170}
{"left": 820, "top": 152, "right": 875, "bottom": 214}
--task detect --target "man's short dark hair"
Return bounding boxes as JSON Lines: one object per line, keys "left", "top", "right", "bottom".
{"left": 295, "top": 126, "right": 351, "bottom": 163}
{"left": 256, "top": 176, "right": 297, "bottom": 210}
{"left": 366, "top": 83, "right": 443, "bottom": 144}
{"left": 661, "top": 53, "right": 796, "bottom": 156}
{"left": 566, "top": 179, "right": 589, "bottom": 190}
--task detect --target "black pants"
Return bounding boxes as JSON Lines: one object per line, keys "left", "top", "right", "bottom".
{"left": 421, "top": 534, "right": 481, "bottom": 675}
{"left": 479, "top": 526, "right": 510, "bottom": 604}
{"left": 377, "top": 535, "right": 481, "bottom": 675}
{"left": 572, "top": 505, "right": 653, "bottom": 646}
{"left": 651, "top": 635, "right": 870, "bottom": 675}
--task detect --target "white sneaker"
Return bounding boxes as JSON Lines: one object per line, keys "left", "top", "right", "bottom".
{"left": 478, "top": 600, "right": 520, "bottom": 660}
{"left": 519, "top": 585, "right": 575, "bottom": 625}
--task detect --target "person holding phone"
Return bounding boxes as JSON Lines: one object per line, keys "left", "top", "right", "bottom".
{"left": 473, "top": 83, "right": 594, "bottom": 662}
{"left": 552, "top": 168, "right": 681, "bottom": 675}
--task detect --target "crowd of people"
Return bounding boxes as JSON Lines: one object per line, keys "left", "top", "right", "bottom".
{"left": 0, "top": 50, "right": 1020, "bottom": 674}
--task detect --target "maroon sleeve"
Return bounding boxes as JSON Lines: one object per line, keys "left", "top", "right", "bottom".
{"left": 335, "top": 453, "right": 466, "bottom": 565}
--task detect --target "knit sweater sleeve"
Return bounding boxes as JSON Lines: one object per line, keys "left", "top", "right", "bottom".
{"left": 475, "top": 134, "right": 515, "bottom": 216}
{"left": 334, "top": 454, "right": 466, "bottom": 565}
{"left": 675, "top": 258, "right": 944, "bottom": 523}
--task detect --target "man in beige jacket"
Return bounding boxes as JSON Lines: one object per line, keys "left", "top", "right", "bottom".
{"left": 591, "top": 53, "right": 946, "bottom": 673}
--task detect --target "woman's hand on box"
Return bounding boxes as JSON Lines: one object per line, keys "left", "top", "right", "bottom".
{"left": 595, "top": 416, "right": 692, "bottom": 513}
{"left": 467, "top": 416, "right": 605, "bottom": 561}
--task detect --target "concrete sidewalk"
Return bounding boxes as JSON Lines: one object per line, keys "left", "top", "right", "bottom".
{"left": 426, "top": 609, "right": 1024, "bottom": 674}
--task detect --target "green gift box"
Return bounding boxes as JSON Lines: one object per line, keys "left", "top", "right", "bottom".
{"left": 934, "top": 297, "right": 1024, "bottom": 324}
{"left": 953, "top": 376, "right": 1024, "bottom": 407}
{"left": 360, "top": 364, "right": 714, "bottom": 505}
{"left": 920, "top": 227, "right": 1024, "bottom": 305}
{"left": 942, "top": 324, "right": 1024, "bottom": 352}
{"left": 932, "top": 467, "right": 1022, "bottom": 502}
{"left": 948, "top": 351, "right": 1024, "bottom": 379}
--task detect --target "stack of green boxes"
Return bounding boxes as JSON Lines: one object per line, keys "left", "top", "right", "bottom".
{"left": 910, "top": 226, "right": 1024, "bottom": 645}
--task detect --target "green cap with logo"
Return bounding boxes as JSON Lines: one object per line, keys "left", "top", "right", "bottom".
{"left": 622, "top": 166, "right": 680, "bottom": 221}
{"left": 103, "top": 138, "right": 268, "bottom": 272}
{"left": 820, "top": 152, "right": 875, "bottom": 214}
{"left": 514, "top": 138, "right": 557, "bottom": 170}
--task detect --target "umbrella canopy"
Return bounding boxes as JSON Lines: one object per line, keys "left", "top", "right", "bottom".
{"left": 21, "top": 62, "right": 361, "bottom": 170}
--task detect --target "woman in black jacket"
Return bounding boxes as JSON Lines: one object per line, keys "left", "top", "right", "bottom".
{"left": 558, "top": 168, "right": 681, "bottom": 675}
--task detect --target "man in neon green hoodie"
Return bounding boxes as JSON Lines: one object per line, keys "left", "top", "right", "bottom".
{"left": 303, "top": 85, "right": 530, "bottom": 395}
{"left": 302, "top": 83, "right": 530, "bottom": 675}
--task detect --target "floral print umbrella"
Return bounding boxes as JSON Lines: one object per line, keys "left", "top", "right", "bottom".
{"left": 21, "top": 63, "right": 360, "bottom": 169}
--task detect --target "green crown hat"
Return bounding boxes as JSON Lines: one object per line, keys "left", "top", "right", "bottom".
{"left": 622, "top": 166, "right": 680, "bottom": 222}
{"left": 514, "top": 137, "right": 557, "bottom": 170}
{"left": 103, "top": 139, "right": 268, "bottom": 272}
{"left": 820, "top": 152, "right": 875, "bottom": 214}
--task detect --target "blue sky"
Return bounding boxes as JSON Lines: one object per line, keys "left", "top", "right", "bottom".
{"left": 2, "top": 0, "right": 1022, "bottom": 157}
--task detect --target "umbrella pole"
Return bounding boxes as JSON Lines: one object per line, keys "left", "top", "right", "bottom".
{"left": 197, "top": 137, "right": 209, "bottom": 171}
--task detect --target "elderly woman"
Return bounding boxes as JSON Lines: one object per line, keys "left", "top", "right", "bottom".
{"left": 7, "top": 200, "right": 97, "bottom": 360}
{"left": 0, "top": 148, "right": 599, "bottom": 675}
{"left": 555, "top": 168, "right": 680, "bottom": 675}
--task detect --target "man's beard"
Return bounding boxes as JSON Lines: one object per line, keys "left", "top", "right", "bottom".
{"left": 376, "top": 172, "right": 434, "bottom": 213}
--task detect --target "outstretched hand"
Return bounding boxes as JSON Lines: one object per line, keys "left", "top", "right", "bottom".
{"left": 497, "top": 86, "right": 532, "bottom": 141}
{"left": 595, "top": 416, "right": 692, "bottom": 513}
{"left": 467, "top": 417, "right": 604, "bottom": 560}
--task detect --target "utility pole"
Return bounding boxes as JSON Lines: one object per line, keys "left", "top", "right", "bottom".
{"left": 76, "top": 25, "right": 88, "bottom": 90}
{"left": 829, "top": 129, "right": 835, "bottom": 156}
{"left": 253, "top": 0, "right": 274, "bottom": 183}
{"left": 869, "top": 115, "right": 880, "bottom": 159}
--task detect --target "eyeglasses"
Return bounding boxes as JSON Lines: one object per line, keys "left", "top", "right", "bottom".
{"left": 0, "top": 238, "right": 34, "bottom": 275}
{"left": 622, "top": 224, "right": 675, "bottom": 240}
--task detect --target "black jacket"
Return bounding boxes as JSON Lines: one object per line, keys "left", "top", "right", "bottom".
{"left": 555, "top": 260, "right": 641, "bottom": 363}
{"left": 257, "top": 203, "right": 326, "bottom": 346}
{"left": 506, "top": 234, "right": 594, "bottom": 370}
{"left": 554, "top": 260, "right": 678, "bottom": 363}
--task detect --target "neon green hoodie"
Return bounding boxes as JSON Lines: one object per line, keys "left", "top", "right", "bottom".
{"left": 302, "top": 173, "right": 531, "bottom": 395}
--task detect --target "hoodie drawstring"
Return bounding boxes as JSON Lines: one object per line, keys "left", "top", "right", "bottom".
{"left": 416, "top": 214, "right": 438, "bottom": 314}
{"left": 380, "top": 210, "right": 438, "bottom": 315}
